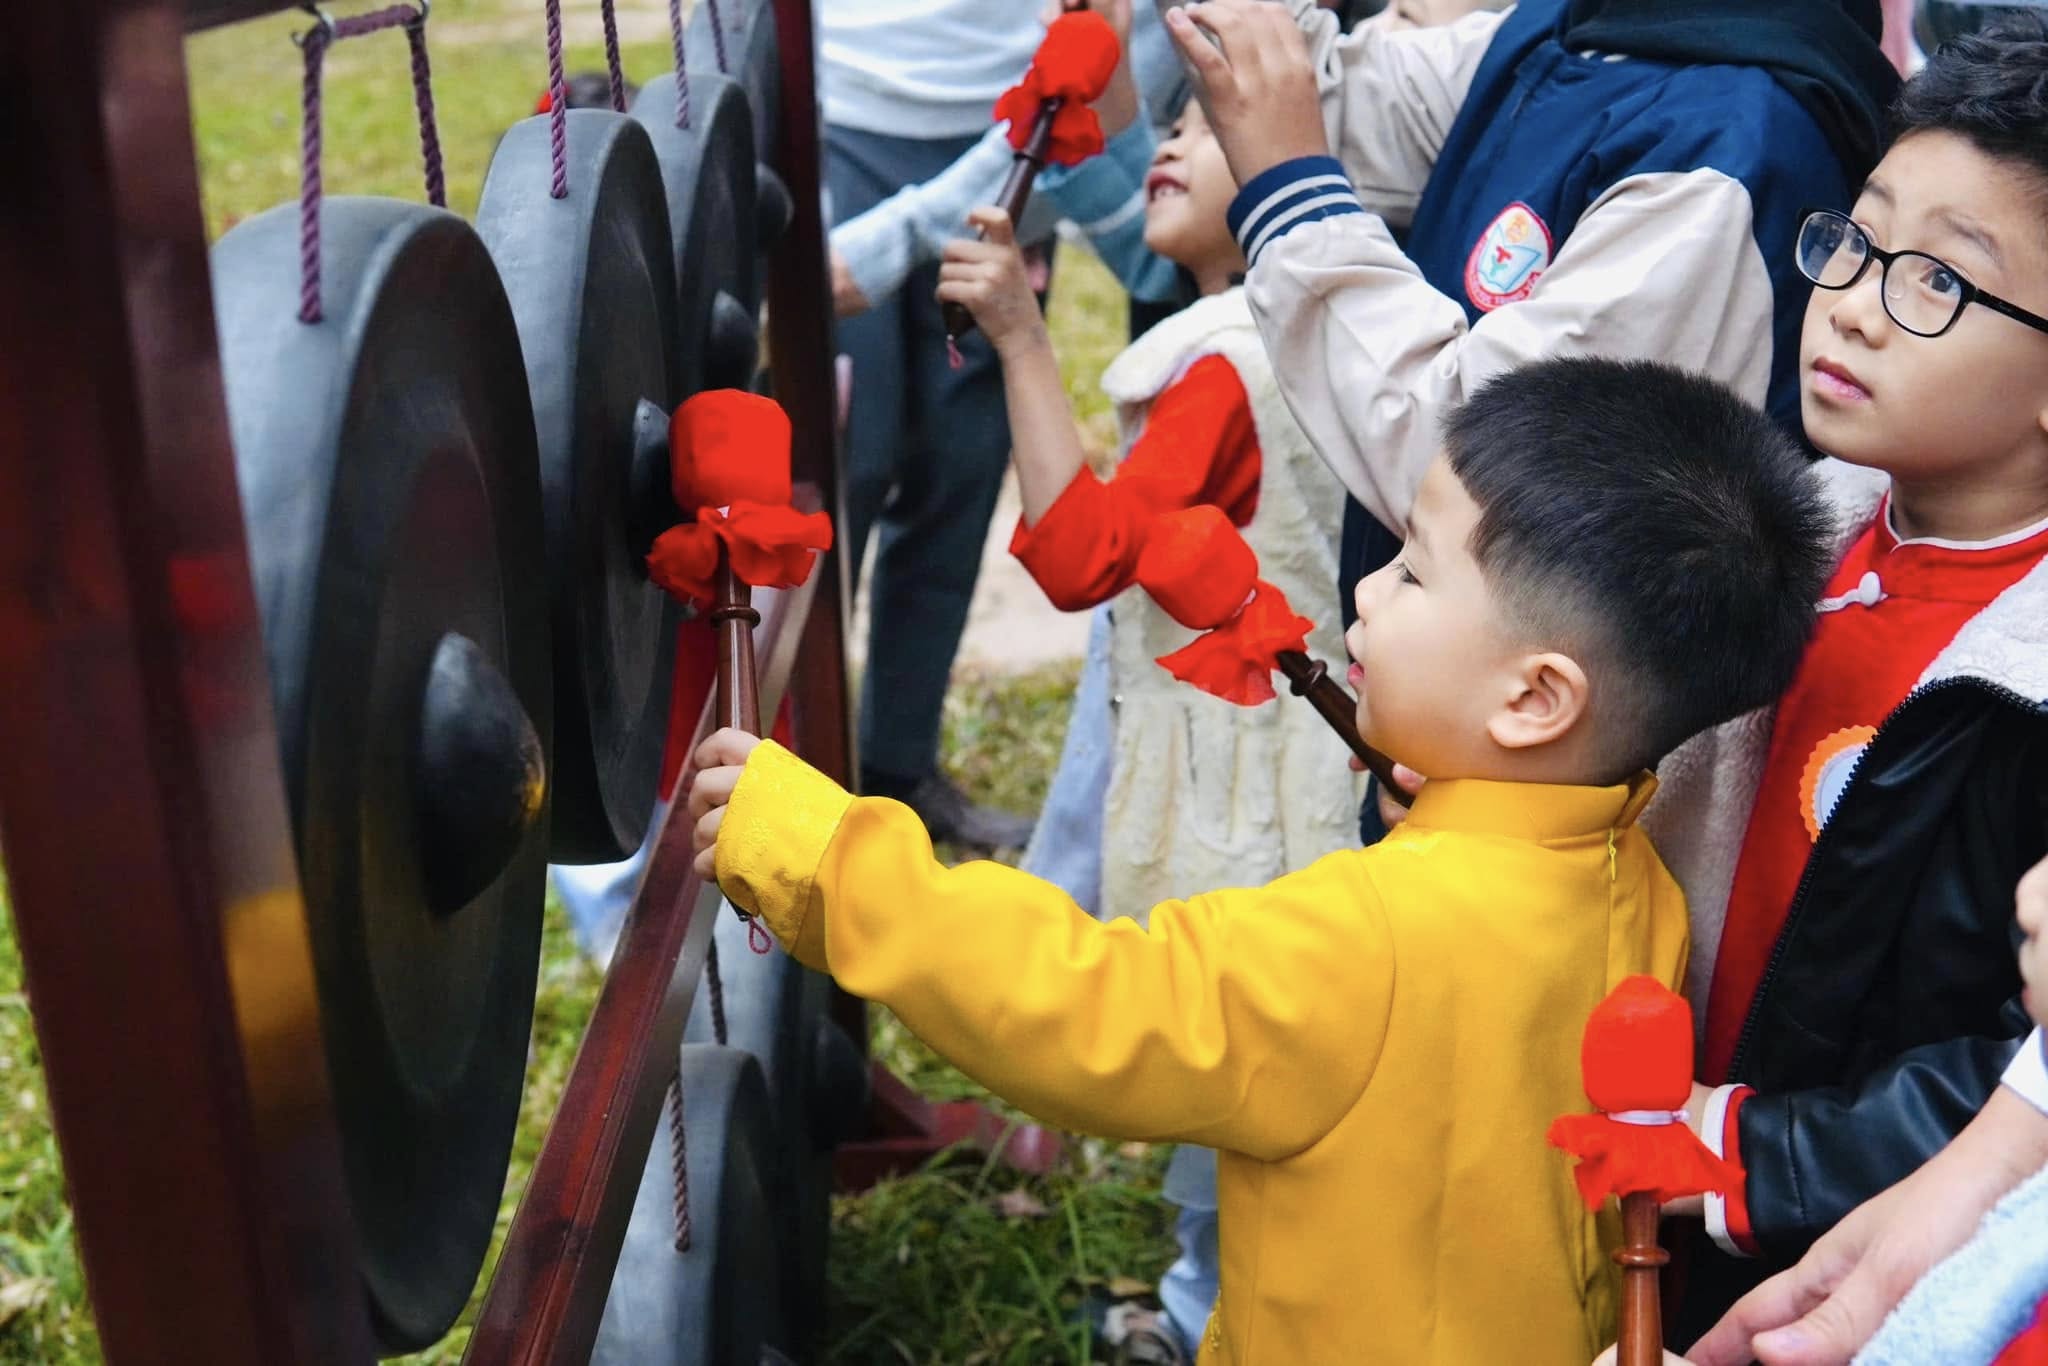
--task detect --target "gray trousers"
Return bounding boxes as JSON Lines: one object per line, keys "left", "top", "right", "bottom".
{"left": 826, "top": 124, "right": 1021, "bottom": 781}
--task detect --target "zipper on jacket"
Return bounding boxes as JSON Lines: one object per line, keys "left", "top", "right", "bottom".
{"left": 1726, "top": 676, "right": 2042, "bottom": 1079}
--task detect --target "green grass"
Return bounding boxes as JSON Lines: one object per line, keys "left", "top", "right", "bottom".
{"left": 185, "top": 3, "right": 679, "bottom": 236}
{"left": 827, "top": 663, "right": 1176, "bottom": 1366}
{"left": 0, "top": 871, "right": 98, "bottom": 1365}
{"left": 0, "top": 8, "right": 1162, "bottom": 1360}
{"left": 1046, "top": 246, "right": 1128, "bottom": 468}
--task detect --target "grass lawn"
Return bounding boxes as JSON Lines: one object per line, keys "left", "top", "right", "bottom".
{"left": 0, "top": 4, "right": 1166, "bottom": 1361}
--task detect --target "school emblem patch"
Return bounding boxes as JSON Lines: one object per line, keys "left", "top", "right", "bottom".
{"left": 1799, "top": 725, "right": 1876, "bottom": 840}
{"left": 1464, "top": 202, "right": 1553, "bottom": 311}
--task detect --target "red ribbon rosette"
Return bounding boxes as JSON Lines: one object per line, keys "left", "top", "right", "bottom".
{"left": 1154, "top": 582, "right": 1313, "bottom": 706}
{"left": 1136, "top": 505, "right": 1314, "bottom": 706}
{"left": 647, "top": 390, "right": 833, "bottom": 607}
{"left": 992, "top": 9, "right": 1121, "bottom": 167}
{"left": 647, "top": 504, "right": 833, "bottom": 606}
{"left": 1547, "top": 976, "right": 1741, "bottom": 1209}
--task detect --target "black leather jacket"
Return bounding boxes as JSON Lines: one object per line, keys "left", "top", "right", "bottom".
{"left": 1675, "top": 674, "right": 2048, "bottom": 1341}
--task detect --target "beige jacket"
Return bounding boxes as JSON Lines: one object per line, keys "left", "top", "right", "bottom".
{"left": 1246, "top": 2, "right": 1781, "bottom": 531}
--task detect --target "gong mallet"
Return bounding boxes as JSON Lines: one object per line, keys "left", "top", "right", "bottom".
{"left": 649, "top": 389, "right": 834, "bottom": 736}
{"left": 941, "top": 2, "right": 1121, "bottom": 346}
{"left": 1133, "top": 505, "right": 1411, "bottom": 805}
{"left": 1271, "top": 650, "right": 1411, "bottom": 808}
{"left": 1549, "top": 977, "right": 1742, "bottom": 1366}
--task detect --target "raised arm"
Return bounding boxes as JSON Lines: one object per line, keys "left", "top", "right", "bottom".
{"left": 1256, "top": 0, "right": 1501, "bottom": 227}
{"left": 935, "top": 208, "right": 1091, "bottom": 526}
{"left": 1167, "top": 0, "right": 1777, "bottom": 529}
{"left": 707, "top": 736, "right": 1389, "bottom": 1156}
{"left": 829, "top": 123, "right": 1065, "bottom": 315}
{"left": 1240, "top": 167, "right": 1776, "bottom": 529}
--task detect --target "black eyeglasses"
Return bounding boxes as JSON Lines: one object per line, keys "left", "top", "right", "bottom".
{"left": 1794, "top": 208, "right": 2048, "bottom": 340}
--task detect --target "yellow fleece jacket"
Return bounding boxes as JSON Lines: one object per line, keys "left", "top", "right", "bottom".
{"left": 717, "top": 741, "right": 1690, "bottom": 1365}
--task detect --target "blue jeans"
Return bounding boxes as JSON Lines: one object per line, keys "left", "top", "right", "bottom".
{"left": 549, "top": 799, "right": 665, "bottom": 963}
{"left": 1019, "top": 605, "right": 1114, "bottom": 913}
{"left": 1159, "top": 1146, "right": 1220, "bottom": 1356}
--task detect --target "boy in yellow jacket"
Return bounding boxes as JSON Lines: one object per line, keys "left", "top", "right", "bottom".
{"left": 687, "top": 358, "right": 1832, "bottom": 1364}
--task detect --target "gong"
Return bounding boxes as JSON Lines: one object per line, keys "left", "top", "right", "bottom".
{"left": 477, "top": 112, "right": 683, "bottom": 864}
{"left": 630, "top": 71, "right": 763, "bottom": 393}
{"left": 686, "top": 0, "right": 792, "bottom": 280}
{"left": 589, "top": 1045, "right": 790, "bottom": 1366}
{"left": 689, "top": 0, "right": 780, "bottom": 167}
{"left": 683, "top": 914, "right": 867, "bottom": 1334}
{"left": 212, "top": 198, "right": 551, "bottom": 1351}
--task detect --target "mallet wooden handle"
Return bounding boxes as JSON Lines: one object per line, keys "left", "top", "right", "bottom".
{"left": 942, "top": 0, "right": 1090, "bottom": 343}
{"left": 1616, "top": 1191, "right": 1668, "bottom": 1366}
{"left": 710, "top": 554, "right": 761, "bottom": 735}
{"left": 941, "top": 106, "right": 1060, "bottom": 343}
{"left": 1272, "top": 650, "right": 1412, "bottom": 808}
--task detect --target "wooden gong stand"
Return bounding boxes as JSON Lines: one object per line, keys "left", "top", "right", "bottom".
{"left": 0, "top": 0, "right": 853, "bottom": 1359}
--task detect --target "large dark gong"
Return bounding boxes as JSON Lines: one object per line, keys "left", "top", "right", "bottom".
{"left": 477, "top": 112, "right": 682, "bottom": 863}
{"left": 211, "top": 198, "right": 551, "bottom": 1351}
{"left": 631, "top": 71, "right": 763, "bottom": 395}
{"left": 686, "top": 0, "right": 792, "bottom": 283}
{"left": 682, "top": 913, "right": 867, "bottom": 1344}
{"left": 590, "top": 1045, "right": 789, "bottom": 1366}
{"left": 689, "top": 0, "right": 780, "bottom": 171}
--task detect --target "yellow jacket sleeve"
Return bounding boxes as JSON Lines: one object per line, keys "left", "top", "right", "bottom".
{"left": 717, "top": 741, "right": 1391, "bottom": 1159}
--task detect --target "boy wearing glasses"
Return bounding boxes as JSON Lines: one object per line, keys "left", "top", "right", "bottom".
{"left": 1660, "top": 13, "right": 2048, "bottom": 1336}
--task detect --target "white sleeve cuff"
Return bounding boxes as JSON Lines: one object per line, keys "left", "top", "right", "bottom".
{"left": 1699, "top": 1083, "right": 1752, "bottom": 1258}
{"left": 2002, "top": 1027, "right": 2048, "bottom": 1116}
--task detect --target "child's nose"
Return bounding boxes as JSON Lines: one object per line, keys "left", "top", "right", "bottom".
{"left": 1831, "top": 267, "right": 1891, "bottom": 344}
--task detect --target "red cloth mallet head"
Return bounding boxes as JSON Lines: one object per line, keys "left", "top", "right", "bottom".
{"left": 647, "top": 390, "right": 831, "bottom": 606}
{"left": 1137, "top": 507, "right": 1312, "bottom": 707}
{"left": 1136, "top": 504, "right": 1258, "bottom": 630}
{"left": 1030, "top": 9, "right": 1121, "bottom": 102}
{"left": 1548, "top": 976, "right": 1741, "bottom": 1210}
{"left": 992, "top": 10, "right": 1121, "bottom": 167}
{"left": 1582, "top": 974, "right": 1695, "bottom": 1114}
{"left": 668, "top": 389, "right": 792, "bottom": 512}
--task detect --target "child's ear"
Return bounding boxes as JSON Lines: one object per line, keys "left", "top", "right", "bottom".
{"left": 1485, "top": 652, "right": 1589, "bottom": 752}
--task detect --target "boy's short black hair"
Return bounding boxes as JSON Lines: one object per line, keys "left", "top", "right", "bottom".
{"left": 1443, "top": 358, "right": 1832, "bottom": 775}
{"left": 1893, "top": 10, "right": 2048, "bottom": 193}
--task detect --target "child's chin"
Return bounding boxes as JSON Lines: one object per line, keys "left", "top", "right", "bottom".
{"left": 1142, "top": 216, "right": 1187, "bottom": 260}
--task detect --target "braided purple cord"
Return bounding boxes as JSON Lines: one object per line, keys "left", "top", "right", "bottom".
{"left": 298, "top": 25, "right": 330, "bottom": 323}
{"left": 667, "top": 1074, "right": 693, "bottom": 1251}
{"left": 545, "top": 0, "right": 568, "bottom": 198}
{"left": 403, "top": 18, "right": 447, "bottom": 207}
{"left": 327, "top": 3, "right": 420, "bottom": 38}
{"left": 297, "top": 4, "right": 447, "bottom": 324}
{"left": 706, "top": 0, "right": 729, "bottom": 74}
{"left": 667, "top": 0, "right": 690, "bottom": 128}
{"left": 705, "top": 938, "right": 729, "bottom": 1046}
{"left": 600, "top": 0, "right": 627, "bottom": 113}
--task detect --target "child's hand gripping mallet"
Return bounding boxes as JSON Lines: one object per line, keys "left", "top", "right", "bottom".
{"left": 1132, "top": 505, "right": 1411, "bottom": 804}
{"left": 1549, "top": 977, "right": 1741, "bottom": 1366}
{"left": 940, "top": 3, "right": 1122, "bottom": 352}
{"left": 648, "top": 391, "right": 834, "bottom": 737}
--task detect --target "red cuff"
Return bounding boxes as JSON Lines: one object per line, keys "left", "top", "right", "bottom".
{"left": 1009, "top": 468, "right": 1148, "bottom": 611}
{"left": 1721, "top": 1087, "right": 1759, "bottom": 1256}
